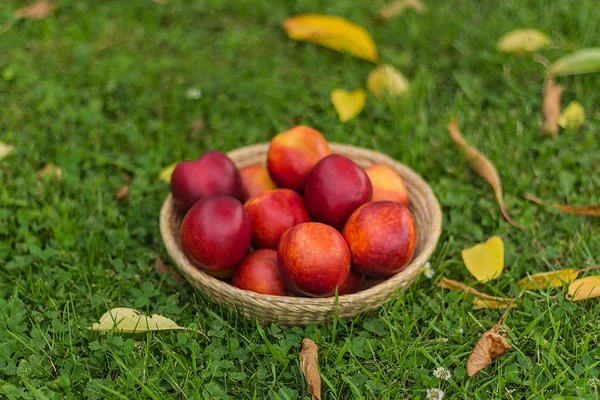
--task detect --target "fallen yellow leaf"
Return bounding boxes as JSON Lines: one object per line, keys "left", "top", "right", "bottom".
{"left": 379, "top": 0, "right": 425, "bottom": 20}
{"left": 159, "top": 162, "right": 178, "bottom": 184}
{"left": 517, "top": 269, "right": 579, "bottom": 290}
{"left": 282, "top": 14, "right": 379, "bottom": 63}
{"left": 557, "top": 101, "right": 585, "bottom": 132}
{"left": 567, "top": 276, "right": 600, "bottom": 301}
{"left": 0, "top": 142, "right": 14, "bottom": 161}
{"left": 447, "top": 119, "right": 525, "bottom": 229}
{"left": 89, "top": 308, "right": 201, "bottom": 334}
{"left": 438, "top": 277, "right": 515, "bottom": 309}
{"left": 367, "top": 64, "right": 409, "bottom": 98}
{"left": 331, "top": 89, "right": 366, "bottom": 122}
{"left": 15, "top": 0, "right": 55, "bottom": 20}
{"left": 525, "top": 194, "right": 600, "bottom": 217}
{"left": 542, "top": 77, "right": 563, "bottom": 137}
{"left": 496, "top": 29, "right": 550, "bottom": 53}
{"left": 461, "top": 237, "right": 504, "bottom": 282}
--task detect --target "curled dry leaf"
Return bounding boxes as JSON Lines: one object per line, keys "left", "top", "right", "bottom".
{"left": 525, "top": 194, "right": 600, "bottom": 217}
{"left": 299, "top": 338, "right": 321, "bottom": 400}
{"left": 89, "top": 308, "right": 203, "bottom": 335}
{"left": 367, "top": 64, "right": 410, "bottom": 98}
{"left": 447, "top": 119, "right": 525, "bottom": 229}
{"left": 0, "top": 142, "right": 14, "bottom": 161}
{"left": 517, "top": 269, "right": 579, "bottom": 290}
{"left": 331, "top": 89, "right": 366, "bottom": 122}
{"left": 496, "top": 29, "right": 551, "bottom": 54}
{"left": 282, "top": 14, "right": 379, "bottom": 63}
{"left": 467, "top": 324, "right": 511, "bottom": 376}
{"left": 159, "top": 162, "right": 178, "bottom": 184}
{"left": 542, "top": 77, "right": 563, "bottom": 137}
{"left": 114, "top": 185, "right": 130, "bottom": 200}
{"left": 547, "top": 48, "right": 600, "bottom": 77}
{"left": 461, "top": 236, "right": 504, "bottom": 282}
{"left": 438, "top": 277, "right": 515, "bottom": 309}
{"left": 15, "top": 0, "right": 55, "bottom": 20}
{"left": 379, "top": 0, "right": 425, "bottom": 20}
{"left": 567, "top": 276, "right": 600, "bottom": 301}
{"left": 38, "top": 163, "right": 63, "bottom": 180}
{"left": 557, "top": 101, "right": 585, "bottom": 132}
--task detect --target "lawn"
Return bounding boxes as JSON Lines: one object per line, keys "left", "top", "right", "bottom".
{"left": 1, "top": 0, "right": 599, "bottom": 398}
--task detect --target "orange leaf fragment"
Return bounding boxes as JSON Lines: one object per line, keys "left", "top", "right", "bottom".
{"left": 16, "top": 0, "right": 55, "bottom": 20}
{"left": 299, "top": 338, "right": 321, "bottom": 400}
{"left": 541, "top": 77, "right": 563, "bottom": 136}
{"left": 467, "top": 324, "right": 511, "bottom": 376}
{"left": 525, "top": 194, "right": 600, "bottom": 217}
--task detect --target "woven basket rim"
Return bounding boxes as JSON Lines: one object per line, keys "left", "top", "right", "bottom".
{"left": 159, "top": 142, "right": 442, "bottom": 322}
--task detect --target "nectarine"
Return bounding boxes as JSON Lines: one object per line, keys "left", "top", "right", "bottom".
{"left": 239, "top": 165, "right": 277, "bottom": 202}
{"left": 365, "top": 163, "right": 409, "bottom": 206}
{"left": 337, "top": 270, "right": 365, "bottom": 295}
{"left": 231, "top": 249, "right": 286, "bottom": 295}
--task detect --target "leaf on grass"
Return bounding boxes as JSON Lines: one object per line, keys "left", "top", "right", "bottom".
{"left": 331, "top": 89, "right": 366, "bottom": 122}
{"left": 89, "top": 308, "right": 198, "bottom": 334}
{"left": 547, "top": 48, "right": 600, "bottom": 77}
{"left": 438, "top": 277, "right": 515, "bottom": 309}
{"left": 37, "top": 163, "right": 63, "bottom": 180}
{"left": 114, "top": 185, "right": 129, "bottom": 200}
{"left": 299, "top": 338, "right": 321, "bottom": 400}
{"left": 467, "top": 324, "right": 511, "bottom": 376}
{"left": 517, "top": 269, "right": 579, "bottom": 290}
{"left": 496, "top": 29, "right": 550, "bottom": 53}
{"left": 379, "top": 0, "right": 425, "bottom": 20}
{"left": 557, "top": 101, "right": 585, "bottom": 132}
{"left": 525, "top": 194, "right": 600, "bottom": 217}
{"left": 461, "top": 237, "right": 504, "bottom": 282}
{"left": 0, "top": 142, "right": 14, "bottom": 161}
{"left": 367, "top": 64, "right": 409, "bottom": 98}
{"left": 282, "top": 14, "right": 379, "bottom": 63}
{"left": 447, "top": 119, "right": 525, "bottom": 229}
{"left": 159, "top": 162, "right": 178, "bottom": 184}
{"left": 542, "top": 77, "right": 563, "bottom": 137}
{"left": 15, "top": 0, "right": 55, "bottom": 20}
{"left": 567, "top": 276, "right": 600, "bottom": 301}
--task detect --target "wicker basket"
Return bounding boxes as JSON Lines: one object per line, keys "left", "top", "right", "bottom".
{"left": 160, "top": 143, "right": 442, "bottom": 325}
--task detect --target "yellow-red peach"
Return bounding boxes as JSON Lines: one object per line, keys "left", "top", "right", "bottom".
{"left": 231, "top": 249, "right": 286, "bottom": 295}
{"left": 343, "top": 201, "right": 417, "bottom": 278}
{"left": 267, "top": 126, "right": 331, "bottom": 191}
{"left": 278, "top": 222, "right": 350, "bottom": 297}
{"left": 337, "top": 270, "right": 365, "bottom": 295}
{"left": 364, "top": 164, "right": 409, "bottom": 206}
{"left": 239, "top": 165, "right": 278, "bottom": 202}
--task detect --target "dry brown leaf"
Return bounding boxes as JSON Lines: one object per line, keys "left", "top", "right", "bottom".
{"left": 37, "top": 163, "right": 63, "bottom": 180}
{"left": 300, "top": 338, "right": 321, "bottom": 400}
{"left": 542, "top": 77, "right": 563, "bottom": 136}
{"left": 447, "top": 119, "right": 525, "bottom": 229}
{"left": 525, "top": 194, "right": 600, "bottom": 217}
{"left": 438, "top": 277, "right": 516, "bottom": 309}
{"left": 15, "top": 0, "right": 55, "bottom": 20}
{"left": 114, "top": 185, "right": 130, "bottom": 200}
{"left": 379, "top": 0, "right": 425, "bottom": 20}
{"left": 467, "top": 324, "right": 511, "bottom": 376}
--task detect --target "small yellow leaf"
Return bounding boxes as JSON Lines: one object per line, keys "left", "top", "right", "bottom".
{"left": 461, "top": 237, "right": 504, "bottom": 282}
{"left": 448, "top": 119, "right": 525, "bottom": 229}
{"left": 331, "top": 89, "right": 366, "bottom": 122}
{"left": 567, "top": 276, "right": 600, "bottom": 301}
{"left": 558, "top": 101, "right": 585, "bottom": 132}
{"left": 496, "top": 29, "right": 550, "bottom": 53}
{"left": 159, "top": 162, "right": 178, "bottom": 184}
{"left": 89, "top": 308, "right": 199, "bottom": 334}
{"left": 367, "top": 65, "right": 409, "bottom": 98}
{"left": 282, "top": 14, "right": 379, "bottom": 63}
{"left": 517, "top": 269, "right": 579, "bottom": 290}
{"left": 0, "top": 142, "right": 14, "bottom": 161}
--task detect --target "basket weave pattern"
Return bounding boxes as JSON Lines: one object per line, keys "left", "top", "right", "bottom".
{"left": 160, "top": 143, "right": 442, "bottom": 325}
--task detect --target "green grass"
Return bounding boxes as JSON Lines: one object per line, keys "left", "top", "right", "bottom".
{"left": 1, "top": 0, "right": 599, "bottom": 398}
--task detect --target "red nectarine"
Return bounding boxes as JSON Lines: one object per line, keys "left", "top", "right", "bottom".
{"left": 239, "top": 165, "right": 277, "bottom": 202}
{"left": 365, "top": 163, "right": 409, "bottom": 206}
{"left": 231, "top": 249, "right": 286, "bottom": 295}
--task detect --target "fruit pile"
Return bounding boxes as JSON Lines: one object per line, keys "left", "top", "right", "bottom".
{"left": 170, "top": 126, "right": 417, "bottom": 298}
